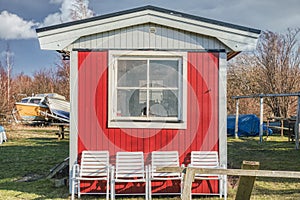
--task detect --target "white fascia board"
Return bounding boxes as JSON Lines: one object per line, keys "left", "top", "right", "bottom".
{"left": 150, "top": 10, "right": 260, "bottom": 38}
{"left": 37, "top": 9, "right": 260, "bottom": 51}
{"left": 218, "top": 37, "right": 258, "bottom": 51}
{"left": 37, "top": 11, "right": 152, "bottom": 50}
{"left": 147, "top": 12, "right": 260, "bottom": 51}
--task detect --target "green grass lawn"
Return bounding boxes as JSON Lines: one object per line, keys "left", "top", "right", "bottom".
{"left": 0, "top": 126, "right": 69, "bottom": 200}
{"left": 1, "top": 126, "right": 300, "bottom": 199}
{"left": 227, "top": 136, "right": 300, "bottom": 199}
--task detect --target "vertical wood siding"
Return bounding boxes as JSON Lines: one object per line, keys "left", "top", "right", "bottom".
{"left": 69, "top": 23, "right": 229, "bottom": 51}
{"left": 77, "top": 51, "right": 220, "bottom": 194}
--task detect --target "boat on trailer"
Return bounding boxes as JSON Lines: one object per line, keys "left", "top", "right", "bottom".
{"left": 15, "top": 95, "right": 50, "bottom": 122}
{"left": 14, "top": 93, "right": 70, "bottom": 123}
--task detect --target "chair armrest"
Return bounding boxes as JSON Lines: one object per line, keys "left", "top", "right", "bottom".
{"left": 72, "top": 163, "right": 79, "bottom": 179}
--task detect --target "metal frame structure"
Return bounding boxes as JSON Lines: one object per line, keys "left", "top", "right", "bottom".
{"left": 232, "top": 93, "right": 300, "bottom": 149}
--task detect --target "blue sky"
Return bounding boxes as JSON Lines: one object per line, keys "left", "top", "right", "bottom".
{"left": 0, "top": 0, "right": 299, "bottom": 76}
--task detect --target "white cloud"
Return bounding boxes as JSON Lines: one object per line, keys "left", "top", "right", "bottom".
{"left": 0, "top": 11, "right": 39, "bottom": 40}
{"left": 49, "top": 0, "right": 64, "bottom": 4}
{"left": 41, "top": 0, "right": 94, "bottom": 27}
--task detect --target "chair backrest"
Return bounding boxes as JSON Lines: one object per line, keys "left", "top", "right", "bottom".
{"left": 115, "top": 151, "right": 145, "bottom": 179}
{"left": 190, "top": 151, "right": 219, "bottom": 168}
{"left": 79, "top": 150, "right": 109, "bottom": 177}
{"left": 151, "top": 151, "right": 180, "bottom": 177}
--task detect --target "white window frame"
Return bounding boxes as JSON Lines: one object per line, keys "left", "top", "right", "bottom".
{"left": 108, "top": 50, "right": 187, "bottom": 129}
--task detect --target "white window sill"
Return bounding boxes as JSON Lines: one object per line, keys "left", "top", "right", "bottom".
{"left": 108, "top": 120, "right": 187, "bottom": 129}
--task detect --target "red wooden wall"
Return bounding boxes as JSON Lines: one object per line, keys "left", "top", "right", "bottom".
{"left": 77, "top": 50, "right": 220, "bottom": 194}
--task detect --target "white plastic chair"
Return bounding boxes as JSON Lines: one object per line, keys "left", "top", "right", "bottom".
{"left": 0, "top": 126, "right": 7, "bottom": 144}
{"left": 71, "top": 150, "right": 110, "bottom": 200}
{"left": 189, "top": 151, "right": 227, "bottom": 199}
{"left": 148, "top": 151, "right": 183, "bottom": 199}
{"left": 111, "top": 151, "right": 148, "bottom": 200}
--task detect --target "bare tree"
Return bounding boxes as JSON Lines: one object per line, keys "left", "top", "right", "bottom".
{"left": 70, "top": 0, "right": 94, "bottom": 20}
{"left": 227, "top": 28, "right": 300, "bottom": 118}
{"left": 54, "top": 58, "right": 70, "bottom": 100}
{"left": 12, "top": 73, "right": 33, "bottom": 99}
{"left": 227, "top": 53, "right": 262, "bottom": 115}
{"left": 0, "top": 63, "right": 8, "bottom": 113}
{"left": 255, "top": 29, "right": 300, "bottom": 117}
{"left": 31, "top": 68, "right": 56, "bottom": 94}
{"left": 3, "top": 44, "right": 14, "bottom": 111}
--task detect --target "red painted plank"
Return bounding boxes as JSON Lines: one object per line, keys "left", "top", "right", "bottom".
{"left": 186, "top": 52, "right": 220, "bottom": 194}
{"left": 77, "top": 51, "right": 220, "bottom": 195}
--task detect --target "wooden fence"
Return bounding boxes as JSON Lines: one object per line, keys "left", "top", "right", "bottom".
{"left": 158, "top": 161, "right": 300, "bottom": 200}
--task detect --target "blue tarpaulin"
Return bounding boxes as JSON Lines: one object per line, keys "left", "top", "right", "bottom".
{"left": 227, "top": 114, "right": 272, "bottom": 137}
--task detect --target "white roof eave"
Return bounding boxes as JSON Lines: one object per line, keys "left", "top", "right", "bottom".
{"left": 37, "top": 9, "right": 260, "bottom": 51}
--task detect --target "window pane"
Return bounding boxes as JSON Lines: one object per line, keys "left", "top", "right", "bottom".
{"left": 117, "top": 60, "right": 147, "bottom": 87}
{"left": 149, "top": 89, "right": 178, "bottom": 117}
{"left": 21, "top": 98, "right": 29, "bottom": 103}
{"left": 117, "top": 89, "right": 147, "bottom": 117}
{"left": 29, "top": 98, "right": 41, "bottom": 104}
{"left": 149, "top": 60, "right": 179, "bottom": 88}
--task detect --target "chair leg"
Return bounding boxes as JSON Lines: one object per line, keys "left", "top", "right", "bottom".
{"left": 145, "top": 180, "right": 149, "bottom": 200}
{"left": 219, "top": 177, "right": 223, "bottom": 198}
{"left": 148, "top": 180, "right": 152, "bottom": 200}
{"left": 111, "top": 166, "right": 115, "bottom": 200}
{"left": 145, "top": 165, "right": 149, "bottom": 200}
{"left": 71, "top": 178, "right": 75, "bottom": 200}
{"left": 106, "top": 179, "right": 109, "bottom": 200}
{"left": 113, "top": 181, "right": 115, "bottom": 200}
{"left": 180, "top": 179, "right": 183, "bottom": 199}
{"left": 77, "top": 180, "right": 80, "bottom": 198}
{"left": 224, "top": 175, "right": 227, "bottom": 200}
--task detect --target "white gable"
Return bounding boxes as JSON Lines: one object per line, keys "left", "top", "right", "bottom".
{"left": 37, "top": 6, "right": 260, "bottom": 53}
{"left": 68, "top": 23, "right": 231, "bottom": 51}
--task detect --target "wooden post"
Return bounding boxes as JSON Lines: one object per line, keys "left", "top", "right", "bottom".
{"left": 235, "top": 161, "right": 260, "bottom": 200}
{"left": 56, "top": 125, "right": 65, "bottom": 140}
{"left": 182, "top": 168, "right": 195, "bottom": 200}
{"left": 59, "top": 125, "right": 65, "bottom": 140}
{"left": 235, "top": 98, "right": 239, "bottom": 139}
{"left": 266, "top": 119, "right": 270, "bottom": 140}
{"left": 281, "top": 119, "right": 284, "bottom": 137}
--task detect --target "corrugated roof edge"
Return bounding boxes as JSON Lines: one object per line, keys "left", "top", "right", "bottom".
{"left": 36, "top": 5, "right": 261, "bottom": 34}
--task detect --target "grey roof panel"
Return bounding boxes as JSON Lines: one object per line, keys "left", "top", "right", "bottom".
{"left": 36, "top": 5, "right": 261, "bottom": 34}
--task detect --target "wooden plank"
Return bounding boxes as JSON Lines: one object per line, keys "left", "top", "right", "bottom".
{"left": 182, "top": 168, "right": 195, "bottom": 200}
{"left": 235, "top": 161, "right": 260, "bottom": 200}
{"left": 267, "top": 126, "right": 290, "bottom": 130}
{"left": 47, "top": 157, "right": 69, "bottom": 179}
{"left": 157, "top": 167, "right": 300, "bottom": 178}
{"left": 158, "top": 165, "right": 300, "bottom": 199}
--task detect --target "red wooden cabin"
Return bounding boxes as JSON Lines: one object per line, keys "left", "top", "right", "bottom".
{"left": 37, "top": 6, "right": 260, "bottom": 197}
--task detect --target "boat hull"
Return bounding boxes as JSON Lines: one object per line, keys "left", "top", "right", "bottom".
{"left": 47, "top": 98, "right": 70, "bottom": 120}
{"left": 15, "top": 103, "right": 50, "bottom": 121}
